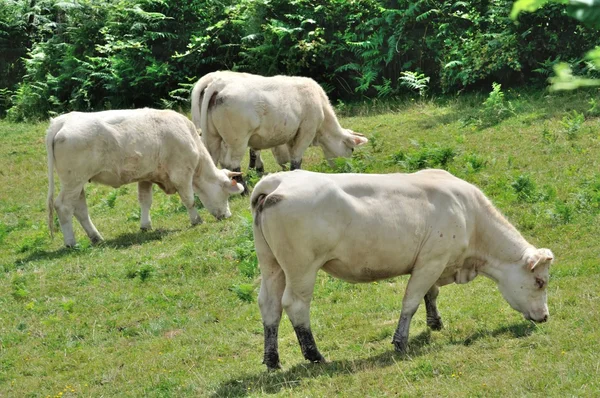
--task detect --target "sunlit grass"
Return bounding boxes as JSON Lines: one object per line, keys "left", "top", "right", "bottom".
{"left": 1, "top": 90, "right": 599, "bottom": 396}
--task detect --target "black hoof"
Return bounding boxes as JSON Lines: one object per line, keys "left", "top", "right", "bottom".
{"left": 392, "top": 340, "right": 408, "bottom": 355}
{"left": 90, "top": 237, "right": 103, "bottom": 245}
{"left": 427, "top": 318, "right": 444, "bottom": 331}
{"left": 263, "top": 354, "right": 282, "bottom": 371}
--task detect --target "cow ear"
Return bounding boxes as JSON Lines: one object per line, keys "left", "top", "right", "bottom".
{"left": 345, "top": 134, "right": 368, "bottom": 147}
{"left": 526, "top": 248, "right": 554, "bottom": 272}
{"left": 225, "top": 178, "right": 245, "bottom": 195}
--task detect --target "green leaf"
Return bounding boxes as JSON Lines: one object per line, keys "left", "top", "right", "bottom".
{"left": 567, "top": 0, "right": 600, "bottom": 29}
{"left": 510, "top": 0, "right": 568, "bottom": 19}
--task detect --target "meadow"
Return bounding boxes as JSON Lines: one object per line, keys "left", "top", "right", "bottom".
{"left": 1, "top": 90, "right": 600, "bottom": 397}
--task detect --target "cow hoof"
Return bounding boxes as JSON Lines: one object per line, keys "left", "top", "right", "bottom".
{"left": 190, "top": 218, "right": 203, "bottom": 226}
{"left": 140, "top": 226, "right": 152, "bottom": 232}
{"left": 90, "top": 236, "right": 104, "bottom": 245}
{"left": 305, "top": 352, "right": 326, "bottom": 364}
{"left": 266, "top": 362, "right": 282, "bottom": 372}
{"left": 392, "top": 340, "right": 408, "bottom": 355}
{"left": 256, "top": 167, "right": 265, "bottom": 175}
{"left": 427, "top": 318, "right": 444, "bottom": 331}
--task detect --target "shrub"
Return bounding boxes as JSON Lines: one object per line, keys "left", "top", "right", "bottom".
{"left": 512, "top": 174, "right": 538, "bottom": 203}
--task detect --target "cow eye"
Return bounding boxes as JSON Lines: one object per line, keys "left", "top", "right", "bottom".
{"left": 535, "top": 277, "right": 545, "bottom": 289}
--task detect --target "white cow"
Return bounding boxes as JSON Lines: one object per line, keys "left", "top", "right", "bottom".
{"left": 197, "top": 73, "right": 368, "bottom": 183}
{"left": 251, "top": 169, "right": 554, "bottom": 370}
{"left": 46, "top": 108, "right": 245, "bottom": 247}
{"left": 191, "top": 71, "right": 272, "bottom": 171}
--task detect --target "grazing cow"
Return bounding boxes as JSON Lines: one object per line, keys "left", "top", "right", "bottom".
{"left": 191, "top": 71, "right": 270, "bottom": 171}
{"left": 191, "top": 71, "right": 368, "bottom": 174}
{"left": 46, "top": 108, "right": 245, "bottom": 247}
{"left": 197, "top": 73, "right": 368, "bottom": 187}
{"left": 251, "top": 169, "right": 554, "bottom": 370}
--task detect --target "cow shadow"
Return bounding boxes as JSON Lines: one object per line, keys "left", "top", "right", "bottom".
{"left": 458, "top": 321, "right": 537, "bottom": 346}
{"left": 101, "top": 228, "right": 176, "bottom": 249}
{"left": 14, "top": 228, "right": 175, "bottom": 267}
{"left": 212, "top": 322, "right": 537, "bottom": 397}
{"left": 210, "top": 330, "right": 433, "bottom": 398}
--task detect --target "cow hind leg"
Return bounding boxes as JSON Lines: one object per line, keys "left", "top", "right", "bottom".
{"left": 424, "top": 285, "right": 443, "bottom": 330}
{"left": 54, "top": 184, "right": 84, "bottom": 247}
{"left": 138, "top": 181, "right": 153, "bottom": 231}
{"left": 73, "top": 188, "right": 103, "bottom": 244}
{"left": 282, "top": 270, "right": 325, "bottom": 364}
{"left": 255, "top": 230, "right": 286, "bottom": 370}
{"left": 392, "top": 259, "right": 447, "bottom": 354}
{"left": 223, "top": 145, "right": 250, "bottom": 195}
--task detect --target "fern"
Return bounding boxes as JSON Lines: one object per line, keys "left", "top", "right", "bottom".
{"left": 399, "top": 71, "right": 430, "bottom": 97}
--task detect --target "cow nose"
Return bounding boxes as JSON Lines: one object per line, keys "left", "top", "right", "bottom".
{"left": 540, "top": 314, "right": 548, "bottom": 323}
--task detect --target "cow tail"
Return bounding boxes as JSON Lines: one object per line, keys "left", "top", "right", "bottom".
{"left": 199, "top": 78, "right": 220, "bottom": 146}
{"left": 250, "top": 178, "right": 284, "bottom": 227}
{"left": 46, "top": 119, "right": 59, "bottom": 238}
{"left": 190, "top": 77, "right": 208, "bottom": 133}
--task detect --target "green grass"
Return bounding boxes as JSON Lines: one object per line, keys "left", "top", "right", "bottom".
{"left": 1, "top": 90, "right": 600, "bottom": 397}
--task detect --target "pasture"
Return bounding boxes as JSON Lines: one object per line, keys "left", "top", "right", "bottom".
{"left": 1, "top": 90, "right": 600, "bottom": 397}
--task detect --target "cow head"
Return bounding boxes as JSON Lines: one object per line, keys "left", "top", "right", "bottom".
{"left": 194, "top": 169, "right": 244, "bottom": 220}
{"left": 496, "top": 248, "right": 554, "bottom": 323}
{"left": 318, "top": 129, "right": 368, "bottom": 163}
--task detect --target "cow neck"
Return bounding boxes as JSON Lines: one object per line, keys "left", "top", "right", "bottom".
{"left": 473, "top": 197, "right": 533, "bottom": 280}
{"left": 320, "top": 99, "right": 347, "bottom": 139}
{"left": 195, "top": 143, "right": 223, "bottom": 183}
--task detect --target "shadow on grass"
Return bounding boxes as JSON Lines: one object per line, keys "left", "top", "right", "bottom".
{"left": 101, "top": 228, "right": 176, "bottom": 248}
{"left": 212, "top": 322, "right": 537, "bottom": 397}
{"left": 459, "top": 321, "right": 537, "bottom": 346}
{"left": 13, "top": 228, "right": 175, "bottom": 267}
{"left": 211, "top": 330, "right": 433, "bottom": 398}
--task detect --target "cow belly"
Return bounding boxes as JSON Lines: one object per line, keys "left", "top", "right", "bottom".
{"left": 90, "top": 171, "right": 125, "bottom": 188}
{"left": 248, "top": 128, "right": 297, "bottom": 150}
{"left": 321, "top": 259, "right": 406, "bottom": 283}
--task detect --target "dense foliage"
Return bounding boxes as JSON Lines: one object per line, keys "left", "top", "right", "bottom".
{"left": 1, "top": 0, "right": 599, "bottom": 120}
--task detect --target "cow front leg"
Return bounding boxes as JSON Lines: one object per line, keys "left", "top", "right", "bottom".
{"left": 73, "top": 188, "right": 103, "bottom": 244}
{"left": 288, "top": 126, "right": 315, "bottom": 171}
{"left": 393, "top": 262, "right": 445, "bottom": 353}
{"left": 137, "top": 181, "right": 153, "bottom": 231}
{"left": 424, "top": 285, "right": 443, "bottom": 330}
{"left": 282, "top": 271, "right": 325, "bottom": 364}
{"left": 176, "top": 183, "right": 202, "bottom": 226}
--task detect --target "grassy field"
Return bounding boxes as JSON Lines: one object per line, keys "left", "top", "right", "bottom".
{"left": 1, "top": 89, "right": 600, "bottom": 397}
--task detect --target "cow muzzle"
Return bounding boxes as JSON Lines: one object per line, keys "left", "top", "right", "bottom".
{"left": 525, "top": 313, "right": 549, "bottom": 323}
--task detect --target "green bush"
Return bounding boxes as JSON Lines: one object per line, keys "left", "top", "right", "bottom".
{"left": 2, "top": 0, "right": 599, "bottom": 120}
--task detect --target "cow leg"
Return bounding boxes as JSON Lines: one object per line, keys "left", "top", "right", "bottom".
{"left": 138, "top": 181, "right": 153, "bottom": 231}
{"left": 73, "top": 188, "right": 103, "bottom": 244}
{"left": 54, "top": 185, "right": 83, "bottom": 247}
{"left": 255, "top": 151, "right": 265, "bottom": 174}
{"left": 248, "top": 149, "right": 265, "bottom": 174}
{"left": 282, "top": 270, "right": 324, "bottom": 364}
{"left": 288, "top": 125, "right": 316, "bottom": 171}
{"left": 255, "top": 227, "right": 286, "bottom": 370}
{"left": 271, "top": 145, "right": 290, "bottom": 171}
{"left": 223, "top": 144, "right": 249, "bottom": 194}
{"left": 175, "top": 182, "right": 202, "bottom": 226}
{"left": 392, "top": 260, "right": 446, "bottom": 354}
{"left": 203, "top": 133, "right": 223, "bottom": 166}
{"left": 424, "top": 285, "right": 443, "bottom": 330}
